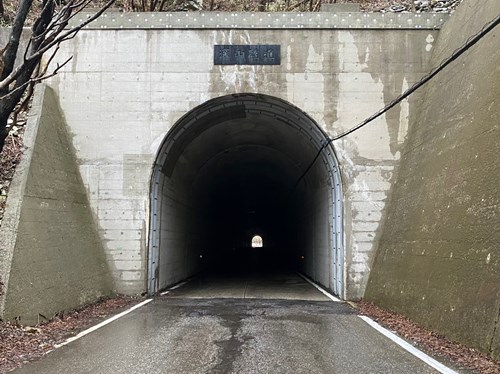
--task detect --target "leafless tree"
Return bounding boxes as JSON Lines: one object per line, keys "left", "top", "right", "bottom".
{"left": 0, "top": 0, "right": 116, "bottom": 153}
{"left": 127, "top": 0, "right": 203, "bottom": 12}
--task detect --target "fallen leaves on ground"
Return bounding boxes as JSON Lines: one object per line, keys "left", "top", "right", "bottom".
{"left": 0, "top": 129, "right": 24, "bottom": 228}
{"left": 356, "top": 301, "right": 500, "bottom": 374}
{"left": 0, "top": 296, "right": 141, "bottom": 373}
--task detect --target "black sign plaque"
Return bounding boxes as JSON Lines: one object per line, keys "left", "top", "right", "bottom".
{"left": 214, "top": 45, "right": 281, "bottom": 65}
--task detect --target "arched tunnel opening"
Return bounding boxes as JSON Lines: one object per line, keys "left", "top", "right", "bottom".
{"left": 149, "top": 94, "right": 344, "bottom": 297}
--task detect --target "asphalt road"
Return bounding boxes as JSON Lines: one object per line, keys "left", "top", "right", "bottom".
{"left": 14, "top": 276, "right": 443, "bottom": 374}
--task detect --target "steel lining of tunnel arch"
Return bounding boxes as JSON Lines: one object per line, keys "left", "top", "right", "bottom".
{"left": 148, "top": 94, "right": 344, "bottom": 298}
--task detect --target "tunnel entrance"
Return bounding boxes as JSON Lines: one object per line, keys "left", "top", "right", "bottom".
{"left": 148, "top": 94, "right": 344, "bottom": 298}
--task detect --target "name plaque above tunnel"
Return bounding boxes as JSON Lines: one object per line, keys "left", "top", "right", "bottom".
{"left": 214, "top": 45, "right": 281, "bottom": 65}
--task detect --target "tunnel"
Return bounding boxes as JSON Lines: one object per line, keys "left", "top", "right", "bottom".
{"left": 148, "top": 94, "right": 344, "bottom": 297}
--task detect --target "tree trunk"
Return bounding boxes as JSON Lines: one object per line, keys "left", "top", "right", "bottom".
{"left": 0, "top": 118, "right": 7, "bottom": 151}
{"left": 0, "top": 0, "right": 51, "bottom": 154}
{"left": 1, "top": 0, "right": 33, "bottom": 94}
{"left": 0, "top": 0, "right": 116, "bottom": 155}
{"left": 0, "top": 0, "right": 33, "bottom": 153}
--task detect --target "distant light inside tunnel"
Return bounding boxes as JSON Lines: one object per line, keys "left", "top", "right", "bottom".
{"left": 251, "top": 235, "right": 263, "bottom": 248}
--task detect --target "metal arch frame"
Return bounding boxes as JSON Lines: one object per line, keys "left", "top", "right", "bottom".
{"left": 322, "top": 141, "right": 344, "bottom": 299}
{"left": 147, "top": 93, "right": 344, "bottom": 297}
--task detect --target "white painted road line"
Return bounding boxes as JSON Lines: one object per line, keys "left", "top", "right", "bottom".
{"left": 358, "top": 315, "right": 459, "bottom": 374}
{"left": 169, "top": 280, "right": 189, "bottom": 290}
{"left": 297, "top": 274, "right": 458, "bottom": 373}
{"left": 54, "top": 298, "right": 153, "bottom": 349}
{"left": 159, "top": 279, "right": 190, "bottom": 296}
{"left": 297, "top": 273, "right": 342, "bottom": 302}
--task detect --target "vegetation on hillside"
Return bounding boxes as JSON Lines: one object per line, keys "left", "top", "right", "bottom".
{"left": 0, "top": 0, "right": 463, "bottom": 25}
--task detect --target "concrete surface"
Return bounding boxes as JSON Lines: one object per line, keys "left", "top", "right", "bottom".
{"left": 0, "top": 86, "right": 114, "bottom": 324}
{"left": 13, "top": 298, "right": 441, "bottom": 374}
{"left": 42, "top": 20, "right": 440, "bottom": 299}
{"left": 70, "top": 11, "right": 449, "bottom": 29}
{"left": 0, "top": 0, "right": 494, "bottom": 359}
{"left": 150, "top": 94, "right": 343, "bottom": 297}
{"left": 365, "top": 0, "right": 500, "bottom": 360}
{"left": 166, "top": 273, "right": 331, "bottom": 301}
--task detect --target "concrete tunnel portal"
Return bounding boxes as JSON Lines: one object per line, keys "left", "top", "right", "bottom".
{"left": 148, "top": 94, "right": 344, "bottom": 298}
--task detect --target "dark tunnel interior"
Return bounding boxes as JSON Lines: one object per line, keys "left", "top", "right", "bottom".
{"left": 149, "top": 94, "right": 341, "bottom": 294}
{"left": 193, "top": 146, "right": 306, "bottom": 276}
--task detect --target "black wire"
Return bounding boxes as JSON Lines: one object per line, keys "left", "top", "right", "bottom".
{"left": 332, "top": 13, "right": 500, "bottom": 141}
{"left": 291, "top": 139, "right": 330, "bottom": 190}
{"left": 292, "top": 13, "right": 500, "bottom": 190}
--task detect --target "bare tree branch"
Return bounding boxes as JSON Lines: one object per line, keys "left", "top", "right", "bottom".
{"left": 0, "top": 46, "right": 72, "bottom": 102}
{"left": 0, "top": 0, "right": 33, "bottom": 89}
{"left": 0, "top": 0, "right": 116, "bottom": 152}
{"left": 0, "top": 0, "right": 115, "bottom": 92}
{"left": 159, "top": 0, "right": 168, "bottom": 11}
{"left": 286, "top": 0, "right": 308, "bottom": 11}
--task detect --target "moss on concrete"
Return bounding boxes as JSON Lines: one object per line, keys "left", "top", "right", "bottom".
{"left": 365, "top": 0, "right": 500, "bottom": 359}
{"left": 1, "top": 86, "right": 114, "bottom": 324}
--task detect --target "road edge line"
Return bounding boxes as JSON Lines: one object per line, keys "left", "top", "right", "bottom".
{"left": 296, "top": 273, "right": 458, "bottom": 373}
{"left": 358, "top": 315, "right": 459, "bottom": 374}
{"left": 297, "top": 272, "right": 341, "bottom": 302}
{"left": 160, "top": 279, "right": 191, "bottom": 296}
{"left": 53, "top": 298, "right": 153, "bottom": 349}
{"left": 169, "top": 280, "right": 189, "bottom": 290}
{"left": 159, "top": 278, "right": 192, "bottom": 296}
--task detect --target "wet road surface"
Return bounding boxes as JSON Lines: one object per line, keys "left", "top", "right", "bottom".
{"left": 165, "top": 273, "right": 331, "bottom": 301}
{"left": 14, "top": 275, "right": 441, "bottom": 373}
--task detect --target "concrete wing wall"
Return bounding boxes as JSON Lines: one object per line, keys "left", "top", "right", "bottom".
{"left": 365, "top": 0, "right": 500, "bottom": 359}
{"left": 0, "top": 85, "right": 114, "bottom": 325}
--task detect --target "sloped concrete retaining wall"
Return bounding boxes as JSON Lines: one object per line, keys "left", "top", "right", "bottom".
{"left": 0, "top": 85, "right": 114, "bottom": 325}
{"left": 365, "top": 0, "right": 500, "bottom": 359}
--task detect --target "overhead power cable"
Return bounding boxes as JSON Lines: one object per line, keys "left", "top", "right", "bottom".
{"left": 332, "top": 13, "right": 500, "bottom": 141}
{"left": 292, "top": 13, "right": 500, "bottom": 190}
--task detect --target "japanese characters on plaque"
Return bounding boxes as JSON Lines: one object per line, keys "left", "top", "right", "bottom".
{"left": 214, "top": 45, "right": 281, "bottom": 65}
